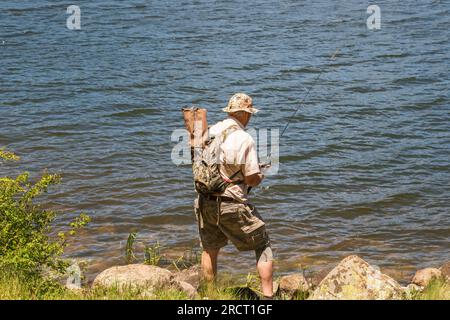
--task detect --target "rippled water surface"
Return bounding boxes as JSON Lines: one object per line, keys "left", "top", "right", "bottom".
{"left": 1, "top": 0, "right": 449, "bottom": 282}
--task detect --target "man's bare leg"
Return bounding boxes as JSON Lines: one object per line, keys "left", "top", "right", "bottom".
{"left": 201, "top": 248, "right": 219, "bottom": 281}
{"left": 257, "top": 260, "right": 273, "bottom": 297}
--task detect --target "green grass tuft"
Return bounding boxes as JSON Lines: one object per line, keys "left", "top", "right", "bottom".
{"left": 416, "top": 278, "right": 450, "bottom": 300}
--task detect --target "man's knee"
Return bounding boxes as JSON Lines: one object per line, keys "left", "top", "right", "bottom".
{"left": 203, "top": 248, "right": 220, "bottom": 258}
{"left": 255, "top": 245, "right": 273, "bottom": 264}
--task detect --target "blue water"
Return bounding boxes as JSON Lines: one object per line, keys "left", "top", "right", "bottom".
{"left": 1, "top": 0, "right": 449, "bottom": 281}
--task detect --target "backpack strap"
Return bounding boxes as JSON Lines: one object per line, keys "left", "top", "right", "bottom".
{"left": 218, "top": 125, "right": 243, "bottom": 183}
{"left": 219, "top": 124, "right": 240, "bottom": 143}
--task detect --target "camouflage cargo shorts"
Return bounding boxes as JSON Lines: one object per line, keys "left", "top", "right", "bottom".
{"left": 194, "top": 196, "right": 270, "bottom": 251}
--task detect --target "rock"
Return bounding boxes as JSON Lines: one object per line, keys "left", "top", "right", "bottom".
{"left": 308, "top": 255, "right": 403, "bottom": 300}
{"left": 279, "top": 274, "right": 310, "bottom": 294}
{"left": 412, "top": 268, "right": 442, "bottom": 287}
{"left": 309, "top": 268, "right": 333, "bottom": 288}
{"left": 92, "top": 264, "right": 173, "bottom": 291}
{"left": 173, "top": 265, "right": 201, "bottom": 289}
{"left": 279, "top": 273, "right": 310, "bottom": 300}
{"left": 173, "top": 280, "right": 197, "bottom": 299}
{"left": 439, "top": 262, "right": 450, "bottom": 280}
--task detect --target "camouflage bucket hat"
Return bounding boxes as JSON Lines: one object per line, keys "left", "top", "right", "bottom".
{"left": 222, "top": 93, "right": 259, "bottom": 114}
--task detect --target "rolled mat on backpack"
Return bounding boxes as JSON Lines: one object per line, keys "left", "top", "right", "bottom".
{"left": 181, "top": 106, "right": 208, "bottom": 148}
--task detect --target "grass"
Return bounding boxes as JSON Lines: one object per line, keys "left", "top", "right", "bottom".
{"left": 0, "top": 269, "right": 189, "bottom": 300}
{"left": 1, "top": 233, "right": 447, "bottom": 301}
{"left": 0, "top": 265, "right": 263, "bottom": 300}
{"left": 1, "top": 267, "right": 448, "bottom": 300}
{"left": 414, "top": 278, "right": 450, "bottom": 300}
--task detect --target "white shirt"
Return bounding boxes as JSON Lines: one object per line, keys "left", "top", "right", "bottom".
{"left": 209, "top": 116, "right": 260, "bottom": 202}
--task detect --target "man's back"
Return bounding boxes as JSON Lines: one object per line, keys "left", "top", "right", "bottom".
{"left": 209, "top": 117, "right": 260, "bottom": 203}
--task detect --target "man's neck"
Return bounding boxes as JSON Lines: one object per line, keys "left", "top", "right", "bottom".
{"left": 228, "top": 115, "right": 246, "bottom": 129}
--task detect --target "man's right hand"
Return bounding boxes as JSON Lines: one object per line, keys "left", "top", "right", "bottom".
{"left": 244, "top": 172, "right": 264, "bottom": 187}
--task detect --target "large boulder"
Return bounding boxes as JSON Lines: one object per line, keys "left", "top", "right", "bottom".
{"left": 412, "top": 268, "right": 442, "bottom": 287}
{"left": 173, "top": 265, "right": 201, "bottom": 289}
{"left": 308, "top": 255, "right": 403, "bottom": 300}
{"left": 439, "top": 262, "right": 450, "bottom": 280}
{"left": 93, "top": 264, "right": 173, "bottom": 291}
{"left": 279, "top": 274, "right": 310, "bottom": 299}
{"left": 93, "top": 264, "right": 199, "bottom": 299}
{"left": 173, "top": 281, "right": 198, "bottom": 299}
{"left": 309, "top": 267, "right": 333, "bottom": 288}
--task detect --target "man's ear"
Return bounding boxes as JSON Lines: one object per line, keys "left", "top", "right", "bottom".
{"left": 245, "top": 113, "right": 251, "bottom": 126}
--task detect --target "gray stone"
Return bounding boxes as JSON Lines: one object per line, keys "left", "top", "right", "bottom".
{"left": 309, "top": 267, "right": 333, "bottom": 288}
{"left": 92, "top": 264, "right": 173, "bottom": 291}
{"left": 412, "top": 268, "right": 442, "bottom": 287}
{"left": 308, "top": 255, "right": 403, "bottom": 300}
{"left": 173, "top": 280, "right": 197, "bottom": 299}
{"left": 439, "top": 262, "right": 450, "bottom": 280}
{"left": 279, "top": 274, "right": 310, "bottom": 294}
{"left": 173, "top": 265, "right": 201, "bottom": 289}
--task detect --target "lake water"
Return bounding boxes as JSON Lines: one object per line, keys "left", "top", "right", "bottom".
{"left": 1, "top": 0, "right": 449, "bottom": 282}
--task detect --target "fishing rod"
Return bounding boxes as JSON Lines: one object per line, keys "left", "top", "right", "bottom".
{"left": 261, "top": 48, "right": 341, "bottom": 169}
{"left": 280, "top": 48, "right": 340, "bottom": 139}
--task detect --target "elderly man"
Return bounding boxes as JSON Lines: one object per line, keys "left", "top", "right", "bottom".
{"left": 194, "top": 93, "right": 274, "bottom": 299}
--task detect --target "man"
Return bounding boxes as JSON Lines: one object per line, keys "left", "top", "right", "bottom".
{"left": 194, "top": 93, "right": 274, "bottom": 299}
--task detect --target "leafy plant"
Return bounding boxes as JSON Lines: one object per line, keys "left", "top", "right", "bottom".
{"left": 144, "top": 241, "right": 162, "bottom": 266}
{"left": 0, "top": 148, "right": 20, "bottom": 161}
{"left": 125, "top": 232, "right": 137, "bottom": 264}
{"left": 0, "top": 149, "right": 90, "bottom": 275}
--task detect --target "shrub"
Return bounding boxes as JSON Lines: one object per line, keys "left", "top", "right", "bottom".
{"left": 0, "top": 149, "right": 90, "bottom": 275}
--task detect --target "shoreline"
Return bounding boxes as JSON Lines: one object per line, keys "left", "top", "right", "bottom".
{"left": 3, "top": 254, "right": 446, "bottom": 300}
{"left": 78, "top": 250, "right": 445, "bottom": 286}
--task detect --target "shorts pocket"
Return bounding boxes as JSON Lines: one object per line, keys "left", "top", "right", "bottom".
{"left": 238, "top": 204, "right": 265, "bottom": 234}
{"left": 219, "top": 202, "right": 241, "bottom": 216}
{"left": 249, "top": 227, "right": 270, "bottom": 249}
{"left": 234, "top": 226, "right": 270, "bottom": 251}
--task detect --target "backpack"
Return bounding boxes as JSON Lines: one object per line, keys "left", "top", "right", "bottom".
{"left": 192, "top": 124, "right": 241, "bottom": 195}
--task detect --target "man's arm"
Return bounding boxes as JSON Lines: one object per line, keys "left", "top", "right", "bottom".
{"left": 241, "top": 137, "right": 264, "bottom": 187}
{"left": 244, "top": 172, "right": 264, "bottom": 187}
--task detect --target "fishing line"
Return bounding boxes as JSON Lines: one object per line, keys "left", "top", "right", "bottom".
{"left": 279, "top": 48, "right": 340, "bottom": 139}
{"left": 262, "top": 48, "right": 341, "bottom": 167}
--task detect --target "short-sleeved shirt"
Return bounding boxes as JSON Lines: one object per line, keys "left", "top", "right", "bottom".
{"left": 209, "top": 116, "right": 260, "bottom": 203}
